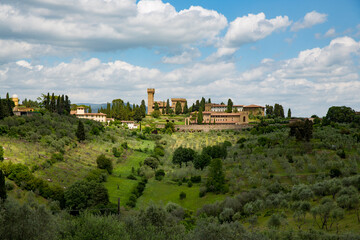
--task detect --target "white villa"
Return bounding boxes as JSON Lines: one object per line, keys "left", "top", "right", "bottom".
{"left": 71, "top": 107, "right": 111, "bottom": 123}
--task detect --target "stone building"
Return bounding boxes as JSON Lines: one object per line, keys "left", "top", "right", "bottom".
{"left": 147, "top": 88, "right": 187, "bottom": 114}
{"left": 185, "top": 111, "right": 249, "bottom": 125}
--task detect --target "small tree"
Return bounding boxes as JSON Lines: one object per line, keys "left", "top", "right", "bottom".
{"left": 76, "top": 120, "right": 86, "bottom": 142}
{"left": 179, "top": 191, "right": 186, "bottom": 200}
{"left": 151, "top": 110, "right": 161, "bottom": 118}
{"left": 287, "top": 108, "right": 292, "bottom": 118}
{"left": 96, "top": 154, "right": 113, "bottom": 174}
{"left": 0, "top": 170, "right": 6, "bottom": 200}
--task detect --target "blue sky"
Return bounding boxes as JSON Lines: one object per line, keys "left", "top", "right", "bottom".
{"left": 1, "top": 0, "right": 359, "bottom": 116}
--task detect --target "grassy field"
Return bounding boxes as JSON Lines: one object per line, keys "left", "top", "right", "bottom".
{"left": 137, "top": 179, "right": 226, "bottom": 211}
{"left": 106, "top": 151, "right": 150, "bottom": 206}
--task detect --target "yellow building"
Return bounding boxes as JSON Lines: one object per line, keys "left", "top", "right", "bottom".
{"left": 147, "top": 88, "right": 187, "bottom": 114}
{"left": 71, "top": 107, "right": 109, "bottom": 123}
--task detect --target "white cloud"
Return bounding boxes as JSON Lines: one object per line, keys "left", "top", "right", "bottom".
{"left": 162, "top": 47, "right": 201, "bottom": 64}
{"left": 0, "top": 0, "right": 227, "bottom": 53}
{"left": 212, "top": 13, "right": 290, "bottom": 58}
{"left": 1, "top": 37, "right": 359, "bottom": 116}
{"left": 291, "top": 11, "right": 327, "bottom": 31}
{"left": 324, "top": 28, "right": 336, "bottom": 37}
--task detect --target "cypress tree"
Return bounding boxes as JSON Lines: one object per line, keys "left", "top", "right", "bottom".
{"left": 161, "top": 102, "right": 165, "bottom": 114}
{"left": 183, "top": 101, "right": 188, "bottom": 114}
{"left": 154, "top": 102, "right": 159, "bottom": 111}
{"left": 287, "top": 108, "right": 292, "bottom": 118}
{"left": 76, "top": 120, "right": 86, "bottom": 142}
{"left": 200, "top": 97, "right": 206, "bottom": 111}
{"left": 65, "top": 95, "right": 71, "bottom": 114}
{"left": 56, "top": 95, "right": 61, "bottom": 114}
{"left": 208, "top": 98, "right": 211, "bottom": 104}
{"left": 0, "top": 170, "right": 6, "bottom": 200}
{"left": 50, "top": 93, "right": 56, "bottom": 112}
{"left": 140, "top": 100, "right": 146, "bottom": 117}
{"left": 6, "top": 93, "right": 14, "bottom": 116}
{"left": 175, "top": 102, "right": 182, "bottom": 115}
{"left": 166, "top": 99, "right": 170, "bottom": 114}
{"left": 226, "top": 99, "right": 233, "bottom": 113}
{"left": 197, "top": 109, "right": 203, "bottom": 124}
{"left": 45, "top": 92, "right": 50, "bottom": 110}
{"left": 88, "top": 105, "right": 92, "bottom": 113}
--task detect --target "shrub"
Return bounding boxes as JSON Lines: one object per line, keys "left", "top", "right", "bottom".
{"left": 172, "top": 147, "right": 195, "bottom": 166}
{"left": 155, "top": 169, "right": 165, "bottom": 181}
{"left": 187, "top": 180, "right": 193, "bottom": 188}
{"left": 127, "top": 174, "right": 137, "bottom": 180}
{"left": 237, "top": 137, "right": 247, "bottom": 144}
{"left": 330, "top": 168, "right": 342, "bottom": 178}
{"left": 85, "top": 169, "right": 108, "bottom": 183}
{"left": 154, "top": 146, "right": 165, "bottom": 157}
{"left": 96, "top": 154, "right": 113, "bottom": 174}
{"left": 179, "top": 191, "right": 186, "bottom": 200}
{"left": 51, "top": 152, "right": 64, "bottom": 162}
{"left": 112, "top": 147, "right": 122, "bottom": 158}
{"left": 190, "top": 176, "right": 201, "bottom": 183}
{"left": 144, "top": 157, "right": 159, "bottom": 169}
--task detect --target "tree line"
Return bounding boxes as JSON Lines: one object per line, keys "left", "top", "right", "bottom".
{"left": 42, "top": 93, "right": 71, "bottom": 115}
{"left": 98, "top": 99, "right": 146, "bottom": 121}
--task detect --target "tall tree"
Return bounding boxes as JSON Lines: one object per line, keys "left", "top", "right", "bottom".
{"left": 6, "top": 93, "right": 14, "bottom": 116}
{"left": 206, "top": 158, "right": 226, "bottom": 193}
{"left": 88, "top": 105, "right": 92, "bottom": 113}
{"left": 274, "top": 103, "right": 284, "bottom": 118}
{"left": 50, "top": 93, "right": 56, "bottom": 112}
{"left": 166, "top": 99, "right": 170, "bottom": 114}
{"left": 65, "top": 95, "right": 71, "bottom": 114}
{"left": 265, "top": 105, "right": 273, "bottom": 116}
{"left": 197, "top": 109, "right": 203, "bottom": 124}
{"left": 140, "top": 99, "right": 146, "bottom": 117}
{"left": 226, "top": 99, "right": 233, "bottom": 113}
{"left": 183, "top": 101, "right": 188, "bottom": 114}
{"left": 162, "top": 101, "right": 165, "bottom": 114}
{"left": 175, "top": 102, "right": 182, "bottom": 115}
{"left": 0, "top": 145, "right": 3, "bottom": 161}
{"left": 76, "top": 120, "right": 86, "bottom": 142}
{"left": 287, "top": 108, "right": 292, "bottom": 118}
{"left": 200, "top": 97, "right": 206, "bottom": 111}
{"left": 0, "top": 170, "right": 6, "bottom": 200}
{"left": 208, "top": 98, "right": 211, "bottom": 104}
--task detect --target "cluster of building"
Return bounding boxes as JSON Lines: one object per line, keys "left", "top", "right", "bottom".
{"left": 147, "top": 88, "right": 264, "bottom": 125}
{"left": 11, "top": 95, "right": 36, "bottom": 116}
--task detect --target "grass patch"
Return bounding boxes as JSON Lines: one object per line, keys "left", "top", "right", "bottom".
{"left": 136, "top": 180, "right": 226, "bottom": 211}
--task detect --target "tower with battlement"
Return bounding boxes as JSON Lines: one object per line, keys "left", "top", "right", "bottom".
{"left": 147, "top": 88, "right": 155, "bottom": 114}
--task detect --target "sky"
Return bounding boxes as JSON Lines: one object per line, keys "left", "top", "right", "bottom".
{"left": 1, "top": 0, "right": 360, "bottom": 117}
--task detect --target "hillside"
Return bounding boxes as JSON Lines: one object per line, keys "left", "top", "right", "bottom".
{"left": 1, "top": 112, "right": 360, "bottom": 239}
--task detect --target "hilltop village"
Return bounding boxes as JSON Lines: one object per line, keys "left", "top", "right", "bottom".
{"left": 147, "top": 88, "right": 264, "bottom": 125}
{"left": 8, "top": 89, "right": 265, "bottom": 128}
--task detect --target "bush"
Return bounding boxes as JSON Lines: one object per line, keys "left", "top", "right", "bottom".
{"left": 187, "top": 180, "right": 193, "bottom": 188}
{"left": 96, "top": 154, "right": 113, "bottom": 174}
{"left": 237, "top": 137, "right": 247, "bottom": 144}
{"left": 172, "top": 147, "right": 195, "bottom": 166}
{"left": 112, "top": 147, "right": 122, "bottom": 158}
{"left": 50, "top": 152, "right": 64, "bottom": 162}
{"left": 144, "top": 157, "right": 159, "bottom": 169}
{"left": 330, "top": 168, "right": 342, "bottom": 178}
{"left": 127, "top": 174, "right": 137, "bottom": 180}
{"left": 155, "top": 169, "right": 165, "bottom": 181}
{"left": 154, "top": 146, "right": 165, "bottom": 157}
{"left": 85, "top": 169, "right": 107, "bottom": 183}
{"left": 191, "top": 176, "right": 201, "bottom": 183}
{"left": 179, "top": 191, "right": 186, "bottom": 200}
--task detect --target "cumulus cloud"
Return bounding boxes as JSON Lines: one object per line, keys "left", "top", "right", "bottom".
{"left": 212, "top": 13, "right": 290, "bottom": 58}
{"left": 162, "top": 47, "right": 201, "bottom": 64}
{"left": 1, "top": 37, "right": 359, "bottom": 116}
{"left": 291, "top": 11, "right": 327, "bottom": 31}
{"left": 0, "top": 0, "right": 227, "bottom": 54}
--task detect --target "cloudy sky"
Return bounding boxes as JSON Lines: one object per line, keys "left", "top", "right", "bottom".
{"left": 1, "top": 0, "right": 360, "bottom": 116}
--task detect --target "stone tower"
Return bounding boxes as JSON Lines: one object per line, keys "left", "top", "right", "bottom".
{"left": 147, "top": 88, "right": 155, "bottom": 115}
